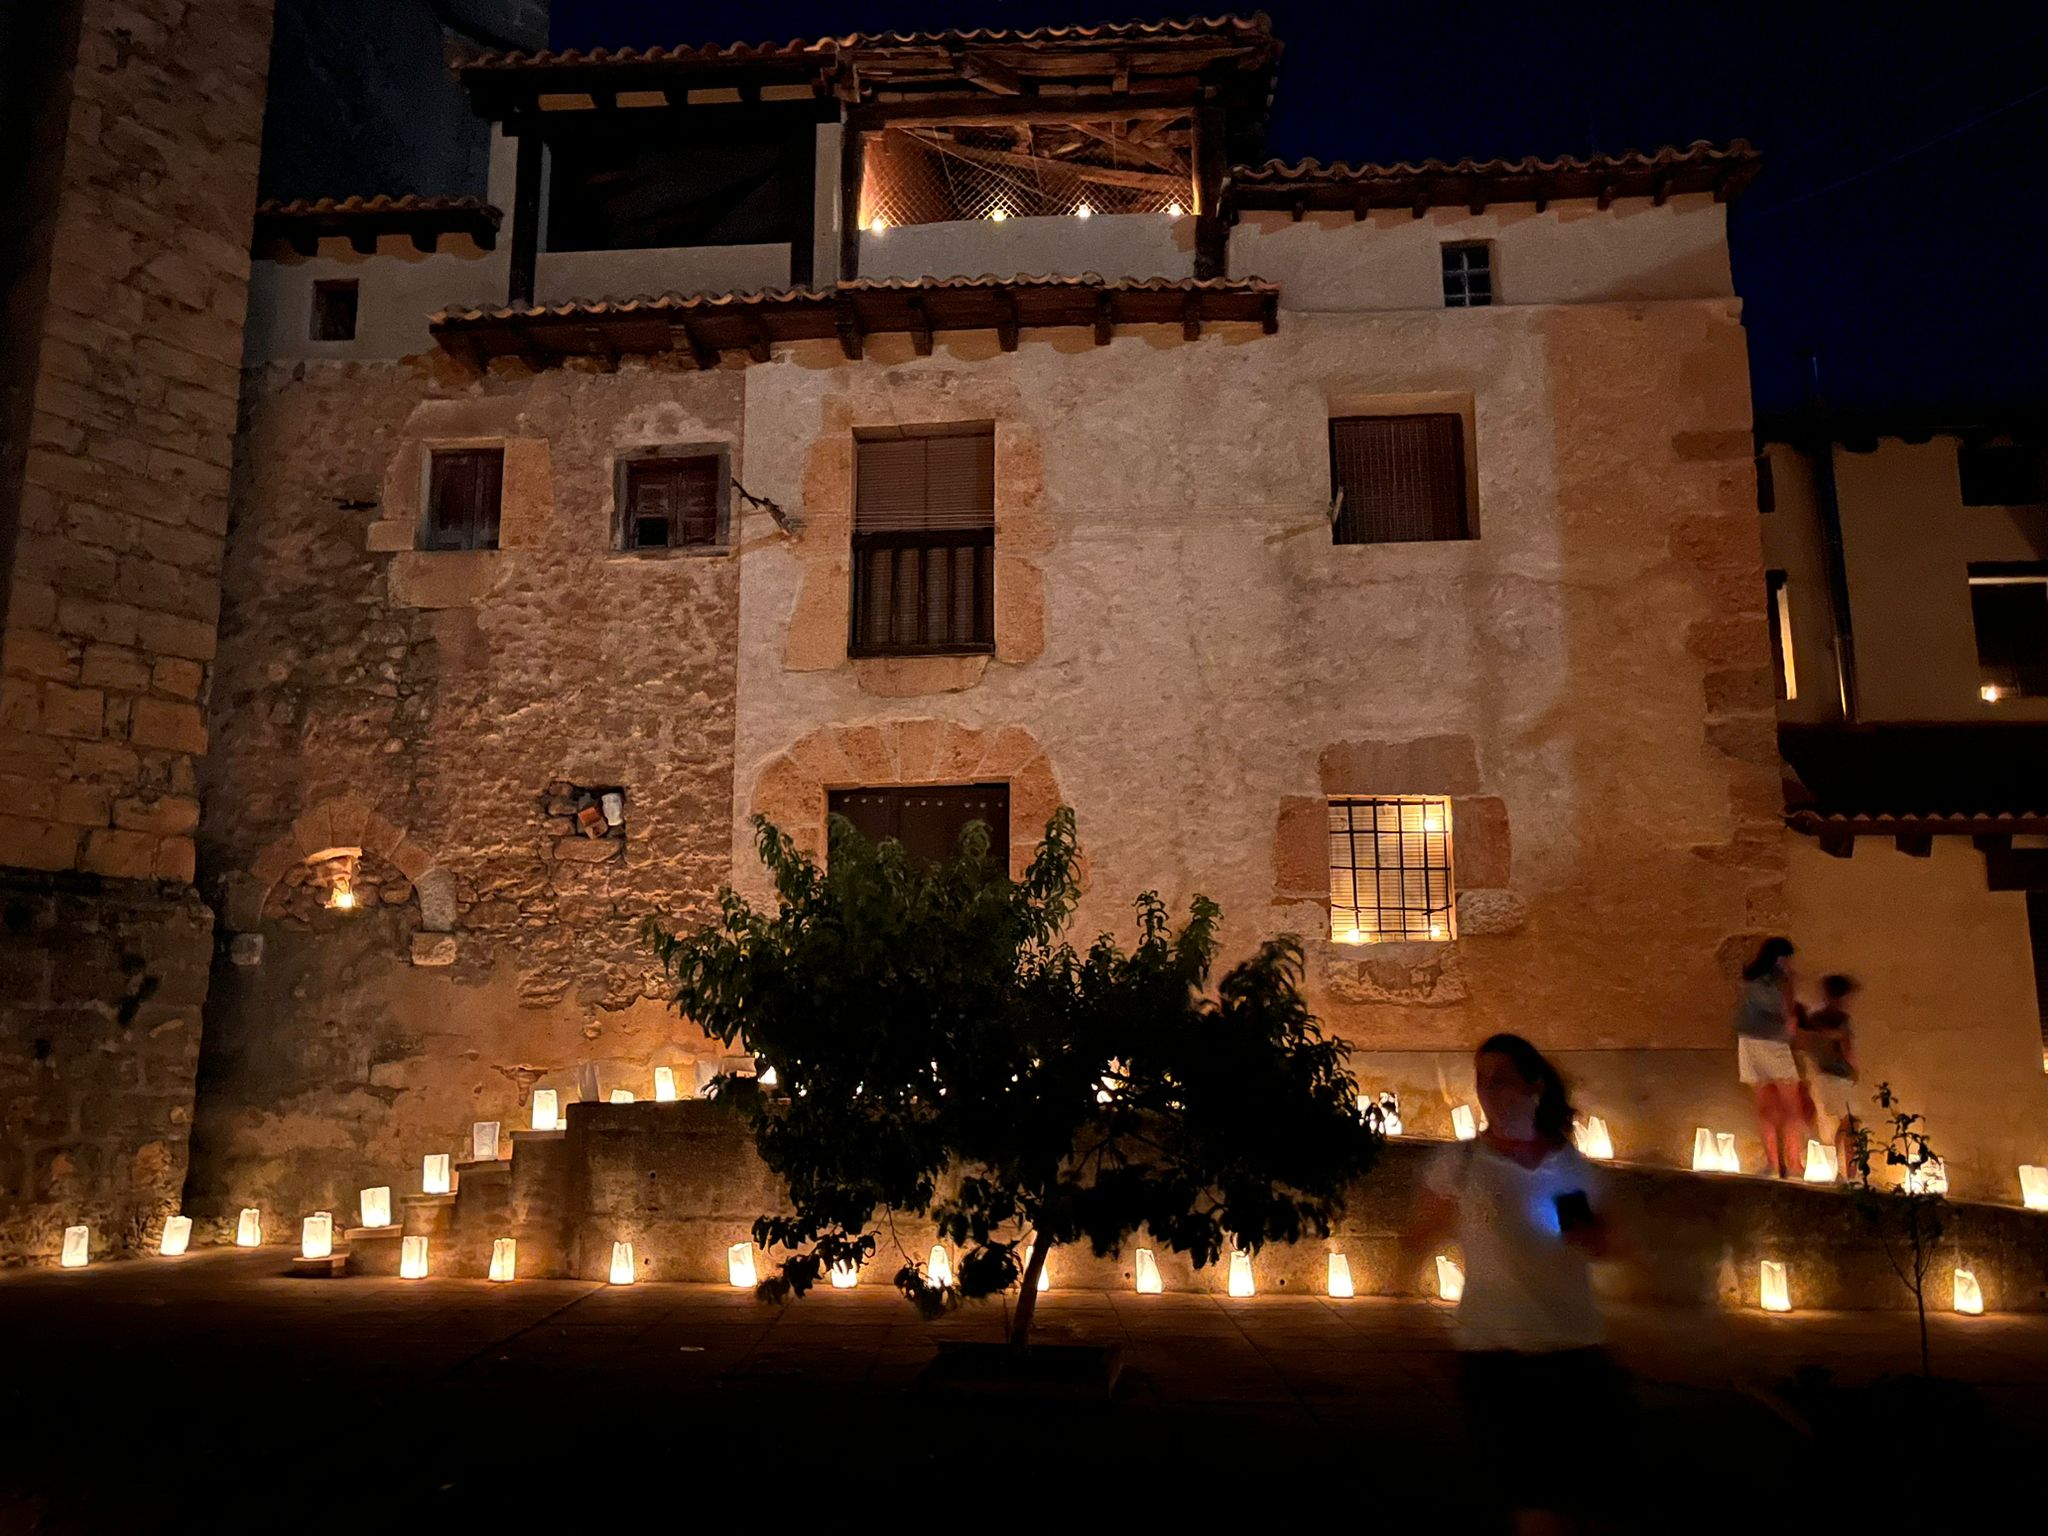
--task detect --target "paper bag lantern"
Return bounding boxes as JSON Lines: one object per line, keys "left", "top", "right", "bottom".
{"left": 609, "top": 1090, "right": 635, "bottom": 1105}
{"left": 1574, "top": 1117, "right": 1614, "bottom": 1161}
{"left": 422, "top": 1154, "right": 451, "bottom": 1195}
{"left": 400, "top": 1235, "right": 429, "bottom": 1279}
{"left": 531, "top": 1090, "right": 559, "bottom": 1132}
{"left": 158, "top": 1215, "right": 192, "bottom": 1257}
{"left": 300, "top": 1212, "right": 333, "bottom": 1260}
{"left": 1905, "top": 1157, "right": 1947, "bottom": 1196}
{"left": 470, "top": 1122, "right": 500, "bottom": 1162}
{"left": 61, "top": 1225, "right": 89, "bottom": 1268}
{"left": 1451, "top": 1105, "right": 1478, "bottom": 1141}
{"left": 1133, "top": 1248, "right": 1163, "bottom": 1295}
{"left": 1803, "top": 1142, "right": 1838, "bottom": 1183}
{"left": 1435, "top": 1255, "right": 1465, "bottom": 1303}
{"left": 609, "top": 1241, "right": 637, "bottom": 1285}
{"left": 1327, "top": 1252, "right": 1355, "bottom": 1299}
{"left": 2021, "top": 1165, "right": 2048, "bottom": 1210}
{"left": 360, "top": 1186, "right": 393, "bottom": 1228}
{"left": 829, "top": 1260, "right": 858, "bottom": 1289}
{"left": 1716, "top": 1133, "right": 1739, "bottom": 1173}
{"left": 653, "top": 1066, "right": 678, "bottom": 1103}
{"left": 728, "top": 1242, "right": 757, "bottom": 1289}
{"left": 1690, "top": 1128, "right": 1718, "bottom": 1172}
{"left": 236, "top": 1207, "right": 262, "bottom": 1246}
{"left": 1227, "top": 1250, "right": 1255, "bottom": 1298}
{"left": 1953, "top": 1267, "right": 1983, "bottom": 1315}
{"left": 489, "top": 1238, "right": 517, "bottom": 1283}
{"left": 927, "top": 1244, "right": 953, "bottom": 1288}
{"left": 1759, "top": 1260, "right": 1791, "bottom": 1312}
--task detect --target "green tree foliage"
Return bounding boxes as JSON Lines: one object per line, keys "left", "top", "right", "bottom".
{"left": 646, "top": 809, "right": 1378, "bottom": 1345}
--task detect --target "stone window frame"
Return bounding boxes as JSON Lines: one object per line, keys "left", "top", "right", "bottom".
{"left": 1328, "top": 794, "right": 1456, "bottom": 945}
{"left": 610, "top": 442, "right": 734, "bottom": 557}
{"left": 417, "top": 438, "right": 507, "bottom": 553}
{"left": 848, "top": 421, "right": 999, "bottom": 660}
{"left": 1324, "top": 390, "right": 1481, "bottom": 544}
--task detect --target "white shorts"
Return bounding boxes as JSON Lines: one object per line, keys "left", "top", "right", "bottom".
{"left": 1810, "top": 1073, "right": 1855, "bottom": 1120}
{"left": 1737, "top": 1037, "right": 1799, "bottom": 1086}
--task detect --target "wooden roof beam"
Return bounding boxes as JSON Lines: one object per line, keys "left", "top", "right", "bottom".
{"left": 956, "top": 49, "right": 1025, "bottom": 95}
{"left": 1093, "top": 291, "right": 1113, "bottom": 346}
{"left": 1181, "top": 290, "right": 1201, "bottom": 341}
{"left": 581, "top": 325, "right": 619, "bottom": 371}
{"left": 671, "top": 319, "right": 719, "bottom": 370}
{"left": 746, "top": 316, "right": 771, "bottom": 364}
{"left": 836, "top": 295, "right": 864, "bottom": 359}
{"left": 906, "top": 295, "right": 933, "bottom": 356}
{"left": 994, "top": 289, "right": 1018, "bottom": 352}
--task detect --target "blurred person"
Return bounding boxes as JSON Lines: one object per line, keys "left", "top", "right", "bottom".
{"left": 1735, "top": 937, "right": 1805, "bottom": 1178}
{"left": 1405, "top": 1034, "right": 1627, "bottom": 1534}
{"left": 1796, "top": 973, "right": 1860, "bottom": 1175}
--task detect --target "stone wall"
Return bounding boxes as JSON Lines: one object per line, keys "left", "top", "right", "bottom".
{"left": 187, "top": 355, "right": 741, "bottom": 1227}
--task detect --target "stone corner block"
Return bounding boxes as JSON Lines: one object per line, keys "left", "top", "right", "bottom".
{"left": 414, "top": 866, "right": 458, "bottom": 931}
{"left": 411, "top": 932, "right": 457, "bottom": 967}
{"left": 1453, "top": 887, "right": 1528, "bottom": 937}
{"left": 365, "top": 521, "right": 416, "bottom": 553}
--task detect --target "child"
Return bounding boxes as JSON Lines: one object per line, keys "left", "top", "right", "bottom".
{"left": 1798, "top": 974, "right": 1860, "bottom": 1176}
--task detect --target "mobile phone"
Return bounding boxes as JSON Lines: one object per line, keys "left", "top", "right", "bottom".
{"left": 1553, "top": 1189, "right": 1594, "bottom": 1234}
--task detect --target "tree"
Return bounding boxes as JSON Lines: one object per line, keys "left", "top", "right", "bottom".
{"left": 1845, "top": 1081, "right": 1949, "bottom": 1377}
{"left": 646, "top": 808, "right": 1378, "bottom": 1347}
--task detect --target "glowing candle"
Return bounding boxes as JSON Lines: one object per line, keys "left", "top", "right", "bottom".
{"left": 489, "top": 1238, "right": 517, "bottom": 1282}
{"left": 927, "top": 1244, "right": 952, "bottom": 1288}
{"left": 60, "top": 1225, "right": 89, "bottom": 1269}
{"left": 653, "top": 1067, "right": 678, "bottom": 1103}
{"left": 1020, "top": 1244, "right": 1051, "bottom": 1292}
{"left": 300, "top": 1212, "right": 333, "bottom": 1260}
{"left": 1228, "top": 1250, "right": 1255, "bottom": 1297}
{"left": 158, "top": 1215, "right": 192, "bottom": 1256}
{"left": 1327, "top": 1252, "right": 1355, "bottom": 1299}
{"left": 400, "top": 1235, "right": 428, "bottom": 1279}
{"left": 609, "top": 1241, "right": 636, "bottom": 1285}
{"left": 1716, "top": 1133, "right": 1739, "bottom": 1173}
{"left": 1803, "top": 1142, "right": 1838, "bottom": 1183}
{"left": 1905, "top": 1157, "right": 1948, "bottom": 1196}
{"left": 422, "top": 1154, "right": 451, "bottom": 1195}
{"left": 1436, "top": 1255, "right": 1465, "bottom": 1303}
{"left": 470, "top": 1121, "right": 499, "bottom": 1162}
{"left": 531, "top": 1089, "right": 559, "bottom": 1131}
{"left": 728, "top": 1242, "right": 757, "bottom": 1289}
{"left": 1074, "top": 201, "right": 1092, "bottom": 218}
{"left": 609, "top": 1090, "right": 635, "bottom": 1105}
{"left": 1451, "top": 1105, "right": 1478, "bottom": 1141}
{"left": 2021, "top": 1165, "right": 2048, "bottom": 1210}
{"left": 360, "top": 1186, "right": 392, "bottom": 1228}
{"left": 1133, "top": 1248, "right": 1163, "bottom": 1294}
{"left": 1759, "top": 1260, "right": 1791, "bottom": 1312}
{"left": 759, "top": 1066, "right": 779, "bottom": 1088}
{"left": 1574, "top": 1117, "right": 1614, "bottom": 1160}
{"left": 236, "top": 1207, "right": 262, "bottom": 1246}
{"left": 830, "top": 1260, "right": 858, "bottom": 1289}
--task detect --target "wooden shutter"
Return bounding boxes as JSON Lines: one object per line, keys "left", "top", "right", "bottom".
{"left": 623, "top": 456, "right": 723, "bottom": 549}
{"left": 855, "top": 430, "right": 993, "bottom": 532}
{"left": 852, "top": 429, "right": 994, "bottom": 654}
{"left": 1329, "top": 415, "right": 1469, "bottom": 544}
{"left": 827, "top": 784, "right": 1010, "bottom": 869}
{"left": 426, "top": 448, "right": 503, "bottom": 550}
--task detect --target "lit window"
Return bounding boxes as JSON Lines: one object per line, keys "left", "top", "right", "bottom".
{"left": 1969, "top": 564, "right": 2048, "bottom": 701}
{"left": 1441, "top": 242, "right": 1493, "bottom": 308}
{"left": 1767, "top": 570, "right": 1797, "bottom": 701}
{"left": 1329, "top": 796, "right": 1454, "bottom": 943}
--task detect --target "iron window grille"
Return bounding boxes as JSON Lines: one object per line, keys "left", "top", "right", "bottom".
{"left": 1329, "top": 413, "right": 1472, "bottom": 544}
{"left": 1968, "top": 564, "right": 2048, "bottom": 700}
{"left": 851, "top": 427, "right": 995, "bottom": 656}
{"left": 1441, "top": 241, "right": 1493, "bottom": 307}
{"left": 311, "top": 279, "right": 358, "bottom": 341}
{"left": 423, "top": 447, "right": 503, "bottom": 551}
{"left": 618, "top": 453, "right": 725, "bottom": 551}
{"left": 1329, "top": 796, "right": 1454, "bottom": 943}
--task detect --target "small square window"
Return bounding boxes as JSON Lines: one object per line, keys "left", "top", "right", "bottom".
{"left": 311, "top": 279, "right": 358, "bottom": 341}
{"left": 619, "top": 453, "right": 725, "bottom": 551}
{"left": 1959, "top": 443, "right": 2047, "bottom": 507}
{"left": 1969, "top": 564, "right": 2048, "bottom": 701}
{"left": 1441, "top": 242, "right": 1493, "bottom": 308}
{"left": 1329, "top": 796, "right": 1454, "bottom": 943}
{"left": 1329, "top": 413, "right": 1472, "bottom": 544}
{"left": 424, "top": 447, "right": 503, "bottom": 551}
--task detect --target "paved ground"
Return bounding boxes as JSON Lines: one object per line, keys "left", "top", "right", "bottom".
{"left": 3, "top": 1249, "right": 2042, "bottom": 1529}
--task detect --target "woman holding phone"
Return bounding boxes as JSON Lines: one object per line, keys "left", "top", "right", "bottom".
{"left": 1405, "top": 1034, "right": 1626, "bottom": 1533}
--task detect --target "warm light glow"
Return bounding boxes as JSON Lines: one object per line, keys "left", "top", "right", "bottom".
{"left": 422, "top": 1154, "right": 451, "bottom": 1195}
{"left": 1166, "top": 200, "right": 1184, "bottom": 219}
{"left": 158, "top": 1215, "right": 192, "bottom": 1256}
{"left": 1982, "top": 684, "right": 2004, "bottom": 703}
{"left": 1953, "top": 1267, "right": 1984, "bottom": 1314}
{"left": 471, "top": 1121, "right": 499, "bottom": 1162}
{"left": 759, "top": 1066, "right": 779, "bottom": 1088}
{"left": 989, "top": 207, "right": 1008, "bottom": 222}
{"left": 927, "top": 1244, "right": 953, "bottom": 1288}
{"left": 1019, "top": 1243, "right": 1051, "bottom": 1292}
{"left": 1574, "top": 1117, "right": 1614, "bottom": 1160}
{"left": 609, "top": 1241, "right": 636, "bottom": 1285}
{"left": 1423, "top": 811, "right": 1443, "bottom": 834}
{"left": 1451, "top": 1105, "right": 1478, "bottom": 1141}
{"left": 1716, "top": 1133, "right": 1738, "bottom": 1172}
{"left": 1074, "top": 201, "right": 1092, "bottom": 219}
{"left": 609, "top": 1090, "right": 635, "bottom": 1105}
{"left": 867, "top": 214, "right": 888, "bottom": 234}
{"left": 1228, "top": 1250, "right": 1255, "bottom": 1298}
{"left": 1759, "top": 1260, "right": 1791, "bottom": 1312}
{"left": 400, "top": 1235, "right": 428, "bottom": 1279}
{"left": 300, "top": 1212, "right": 333, "bottom": 1260}
{"left": 236, "top": 1207, "right": 262, "bottom": 1246}
{"left": 531, "top": 1090, "right": 559, "bottom": 1132}
{"left": 1435, "top": 1255, "right": 1465, "bottom": 1303}
{"left": 61, "top": 1225, "right": 89, "bottom": 1269}
{"left": 1804, "top": 1142, "right": 1839, "bottom": 1183}
{"left": 1428, "top": 923, "right": 1446, "bottom": 941}
{"left": 489, "top": 1237, "right": 516, "bottom": 1282}
{"left": 1133, "top": 1248, "right": 1163, "bottom": 1294}
{"left": 653, "top": 1066, "right": 678, "bottom": 1103}
{"left": 2020, "top": 1164, "right": 2048, "bottom": 1210}
{"left": 360, "top": 1186, "right": 392, "bottom": 1228}
{"left": 327, "top": 880, "right": 355, "bottom": 911}
{"left": 1694, "top": 1129, "right": 1738, "bottom": 1173}
{"left": 829, "top": 1261, "right": 858, "bottom": 1289}
{"left": 728, "top": 1242, "right": 757, "bottom": 1288}
{"left": 1905, "top": 1157, "right": 1948, "bottom": 1196}
{"left": 1327, "top": 1252, "right": 1354, "bottom": 1298}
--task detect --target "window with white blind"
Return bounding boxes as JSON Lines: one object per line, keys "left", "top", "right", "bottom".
{"left": 1329, "top": 796, "right": 1455, "bottom": 943}
{"left": 851, "top": 425, "right": 995, "bottom": 656}
{"left": 1329, "top": 413, "right": 1472, "bottom": 545}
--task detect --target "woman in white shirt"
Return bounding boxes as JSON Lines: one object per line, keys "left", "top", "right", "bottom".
{"left": 1405, "top": 1033, "right": 1626, "bottom": 1533}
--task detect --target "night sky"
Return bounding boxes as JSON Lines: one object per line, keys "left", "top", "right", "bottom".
{"left": 550, "top": 2, "right": 2048, "bottom": 421}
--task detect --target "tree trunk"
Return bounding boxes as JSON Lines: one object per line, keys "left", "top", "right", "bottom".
{"left": 1009, "top": 1236, "right": 1049, "bottom": 1348}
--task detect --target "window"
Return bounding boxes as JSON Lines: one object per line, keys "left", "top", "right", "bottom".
{"left": 311, "top": 279, "right": 358, "bottom": 341}
{"left": 1969, "top": 564, "right": 2048, "bottom": 701}
{"left": 424, "top": 448, "right": 503, "bottom": 551}
{"left": 1329, "top": 796, "right": 1454, "bottom": 943}
{"left": 1754, "top": 451, "right": 1776, "bottom": 513}
{"left": 828, "top": 784, "right": 1010, "bottom": 868}
{"left": 1441, "top": 242, "right": 1493, "bottom": 307}
{"left": 1767, "top": 570, "right": 1798, "bottom": 701}
{"left": 2028, "top": 893, "right": 2048, "bottom": 1062}
{"left": 1959, "top": 443, "right": 2047, "bottom": 507}
{"left": 618, "top": 453, "right": 725, "bottom": 551}
{"left": 851, "top": 426, "right": 994, "bottom": 656}
{"left": 1329, "top": 413, "right": 1472, "bottom": 544}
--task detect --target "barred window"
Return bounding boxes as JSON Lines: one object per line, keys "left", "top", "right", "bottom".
{"left": 1329, "top": 796, "right": 1454, "bottom": 943}
{"left": 851, "top": 426, "right": 995, "bottom": 656}
{"left": 1329, "top": 413, "right": 1472, "bottom": 544}
{"left": 1442, "top": 241, "right": 1493, "bottom": 307}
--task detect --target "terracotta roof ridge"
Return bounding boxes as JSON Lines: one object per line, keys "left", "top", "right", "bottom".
{"left": 257, "top": 193, "right": 501, "bottom": 219}
{"left": 1230, "top": 139, "right": 1756, "bottom": 182}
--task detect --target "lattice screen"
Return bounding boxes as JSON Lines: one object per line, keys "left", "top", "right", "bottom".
{"left": 858, "top": 118, "right": 1194, "bottom": 229}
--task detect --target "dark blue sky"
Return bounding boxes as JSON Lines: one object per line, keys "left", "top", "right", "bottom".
{"left": 552, "top": 4, "right": 2048, "bottom": 420}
